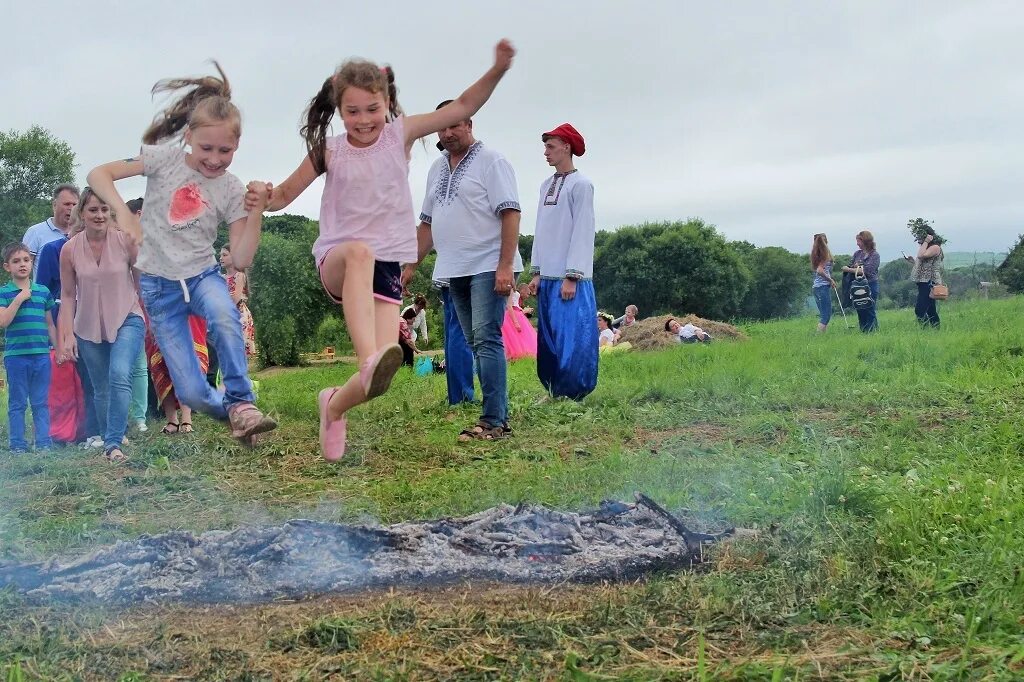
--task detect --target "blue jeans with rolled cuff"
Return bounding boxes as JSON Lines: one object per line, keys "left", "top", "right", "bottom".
{"left": 138, "top": 266, "right": 255, "bottom": 420}
{"left": 448, "top": 271, "right": 508, "bottom": 428}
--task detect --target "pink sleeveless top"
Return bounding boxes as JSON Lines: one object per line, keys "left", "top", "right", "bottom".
{"left": 68, "top": 230, "right": 143, "bottom": 343}
{"left": 313, "top": 116, "right": 417, "bottom": 266}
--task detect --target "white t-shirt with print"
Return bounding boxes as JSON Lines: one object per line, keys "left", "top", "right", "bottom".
{"left": 137, "top": 144, "right": 247, "bottom": 280}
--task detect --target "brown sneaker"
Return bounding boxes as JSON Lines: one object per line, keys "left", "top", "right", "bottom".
{"left": 228, "top": 403, "right": 278, "bottom": 440}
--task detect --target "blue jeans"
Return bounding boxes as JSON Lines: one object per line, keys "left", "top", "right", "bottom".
{"left": 129, "top": 347, "right": 148, "bottom": 421}
{"left": 813, "top": 286, "right": 833, "bottom": 326}
{"left": 4, "top": 353, "right": 52, "bottom": 450}
{"left": 77, "top": 314, "right": 145, "bottom": 451}
{"left": 856, "top": 281, "right": 879, "bottom": 332}
{"left": 448, "top": 271, "right": 508, "bottom": 427}
{"left": 441, "top": 287, "right": 476, "bottom": 405}
{"left": 138, "top": 266, "right": 254, "bottom": 419}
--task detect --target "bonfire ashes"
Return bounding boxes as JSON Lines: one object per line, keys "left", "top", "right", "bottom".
{"left": 0, "top": 496, "right": 733, "bottom": 606}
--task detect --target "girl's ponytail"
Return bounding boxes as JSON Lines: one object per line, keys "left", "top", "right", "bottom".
{"left": 301, "top": 77, "right": 336, "bottom": 175}
{"left": 381, "top": 66, "right": 403, "bottom": 121}
{"left": 142, "top": 61, "right": 237, "bottom": 145}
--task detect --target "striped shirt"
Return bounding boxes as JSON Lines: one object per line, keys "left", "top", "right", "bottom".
{"left": 0, "top": 282, "right": 54, "bottom": 356}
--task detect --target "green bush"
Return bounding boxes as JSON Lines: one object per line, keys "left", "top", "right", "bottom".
{"left": 314, "top": 315, "right": 352, "bottom": 354}
{"left": 249, "top": 224, "right": 333, "bottom": 366}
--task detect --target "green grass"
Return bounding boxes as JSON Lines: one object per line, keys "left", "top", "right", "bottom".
{"left": 3, "top": 298, "right": 1024, "bottom": 679}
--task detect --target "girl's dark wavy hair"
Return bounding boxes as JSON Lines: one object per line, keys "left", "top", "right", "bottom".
{"left": 302, "top": 60, "right": 402, "bottom": 174}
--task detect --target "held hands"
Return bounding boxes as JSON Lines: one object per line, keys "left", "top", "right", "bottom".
{"left": 400, "top": 264, "right": 417, "bottom": 296}
{"left": 60, "top": 336, "right": 78, "bottom": 364}
{"left": 244, "top": 181, "right": 273, "bottom": 212}
{"left": 494, "top": 39, "right": 516, "bottom": 72}
{"left": 561, "top": 278, "right": 577, "bottom": 301}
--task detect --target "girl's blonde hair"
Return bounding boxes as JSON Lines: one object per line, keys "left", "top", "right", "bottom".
{"left": 302, "top": 60, "right": 402, "bottom": 174}
{"left": 142, "top": 61, "right": 241, "bottom": 145}
{"left": 810, "top": 233, "right": 832, "bottom": 269}
{"left": 69, "top": 187, "right": 106, "bottom": 236}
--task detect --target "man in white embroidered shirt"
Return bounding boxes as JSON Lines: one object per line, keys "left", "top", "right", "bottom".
{"left": 403, "top": 100, "right": 522, "bottom": 442}
{"left": 528, "top": 123, "right": 598, "bottom": 400}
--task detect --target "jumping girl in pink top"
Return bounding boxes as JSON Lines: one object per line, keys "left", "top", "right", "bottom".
{"left": 248, "top": 40, "right": 516, "bottom": 461}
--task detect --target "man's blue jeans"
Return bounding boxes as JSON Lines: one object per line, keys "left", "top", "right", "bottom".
{"left": 448, "top": 271, "right": 508, "bottom": 428}
{"left": 4, "top": 353, "right": 52, "bottom": 450}
{"left": 441, "top": 286, "right": 476, "bottom": 405}
{"left": 138, "top": 266, "right": 254, "bottom": 419}
{"left": 77, "top": 314, "right": 145, "bottom": 451}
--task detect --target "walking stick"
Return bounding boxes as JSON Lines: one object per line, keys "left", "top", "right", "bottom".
{"left": 833, "top": 284, "right": 851, "bottom": 329}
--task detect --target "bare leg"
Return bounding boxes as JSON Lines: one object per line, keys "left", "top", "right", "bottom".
{"left": 179, "top": 404, "right": 194, "bottom": 432}
{"left": 318, "top": 243, "right": 382, "bottom": 418}
{"left": 160, "top": 397, "right": 179, "bottom": 434}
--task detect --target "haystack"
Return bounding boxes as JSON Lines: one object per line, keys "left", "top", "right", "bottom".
{"left": 616, "top": 314, "right": 747, "bottom": 351}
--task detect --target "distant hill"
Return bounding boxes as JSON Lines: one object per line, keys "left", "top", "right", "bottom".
{"left": 942, "top": 252, "right": 1007, "bottom": 269}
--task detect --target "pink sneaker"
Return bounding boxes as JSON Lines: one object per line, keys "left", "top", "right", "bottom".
{"left": 318, "top": 388, "right": 347, "bottom": 461}
{"left": 228, "top": 403, "right": 278, "bottom": 441}
{"left": 358, "top": 343, "right": 403, "bottom": 400}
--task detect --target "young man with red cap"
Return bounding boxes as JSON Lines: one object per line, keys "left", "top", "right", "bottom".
{"left": 528, "top": 123, "right": 598, "bottom": 400}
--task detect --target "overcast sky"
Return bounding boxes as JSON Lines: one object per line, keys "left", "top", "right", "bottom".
{"left": 4, "top": 0, "right": 1022, "bottom": 262}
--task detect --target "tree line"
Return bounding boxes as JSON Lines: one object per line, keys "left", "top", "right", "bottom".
{"left": 1, "top": 126, "right": 1017, "bottom": 366}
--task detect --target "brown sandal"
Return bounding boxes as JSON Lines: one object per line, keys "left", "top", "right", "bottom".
{"left": 457, "top": 421, "right": 507, "bottom": 443}
{"left": 179, "top": 422, "right": 193, "bottom": 434}
{"left": 104, "top": 447, "right": 128, "bottom": 464}
{"left": 160, "top": 422, "right": 179, "bottom": 435}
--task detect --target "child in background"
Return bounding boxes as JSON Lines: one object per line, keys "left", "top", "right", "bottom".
{"left": 87, "top": 62, "right": 276, "bottom": 445}
{"left": 810, "top": 233, "right": 836, "bottom": 333}
{"left": 246, "top": 40, "right": 516, "bottom": 460}
{"left": 0, "top": 243, "right": 57, "bottom": 452}
{"left": 501, "top": 282, "right": 537, "bottom": 360}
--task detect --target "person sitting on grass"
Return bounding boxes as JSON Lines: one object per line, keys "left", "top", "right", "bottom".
{"left": 598, "top": 312, "right": 618, "bottom": 348}
{"left": 665, "top": 318, "right": 712, "bottom": 344}
{"left": 399, "top": 306, "right": 419, "bottom": 367}
{"left": 612, "top": 304, "right": 638, "bottom": 330}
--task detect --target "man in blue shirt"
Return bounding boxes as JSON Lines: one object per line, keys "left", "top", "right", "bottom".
{"left": 22, "top": 184, "right": 79, "bottom": 278}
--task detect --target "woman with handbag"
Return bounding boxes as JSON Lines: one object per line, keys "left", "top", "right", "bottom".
{"left": 842, "top": 230, "right": 880, "bottom": 332}
{"left": 904, "top": 226, "right": 945, "bottom": 328}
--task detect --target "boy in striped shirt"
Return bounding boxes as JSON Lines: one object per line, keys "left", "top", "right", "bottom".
{"left": 0, "top": 243, "right": 58, "bottom": 451}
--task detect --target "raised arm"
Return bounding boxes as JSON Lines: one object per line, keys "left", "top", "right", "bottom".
{"left": 87, "top": 158, "right": 146, "bottom": 243}
{"left": 403, "top": 39, "right": 515, "bottom": 147}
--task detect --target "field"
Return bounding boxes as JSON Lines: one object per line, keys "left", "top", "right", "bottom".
{"left": 2, "top": 298, "right": 1023, "bottom": 680}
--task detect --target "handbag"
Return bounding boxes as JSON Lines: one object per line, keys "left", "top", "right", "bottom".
{"left": 929, "top": 284, "right": 949, "bottom": 300}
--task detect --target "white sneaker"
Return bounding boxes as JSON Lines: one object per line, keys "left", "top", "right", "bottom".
{"left": 135, "top": 419, "right": 149, "bottom": 433}
{"left": 82, "top": 435, "right": 103, "bottom": 449}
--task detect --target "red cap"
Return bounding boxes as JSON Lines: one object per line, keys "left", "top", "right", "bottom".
{"left": 542, "top": 123, "right": 585, "bottom": 156}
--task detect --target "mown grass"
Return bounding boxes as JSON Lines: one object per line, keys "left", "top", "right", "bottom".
{"left": 2, "top": 298, "right": 1024, "bottom": 679}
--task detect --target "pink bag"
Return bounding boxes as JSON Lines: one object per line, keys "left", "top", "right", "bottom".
{"left": 48, "top": 351, "right": 85, "bottom": 443}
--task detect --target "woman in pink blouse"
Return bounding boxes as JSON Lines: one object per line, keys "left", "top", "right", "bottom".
{"left": 58, "top": 188, "right": 145, "bottom": 463}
